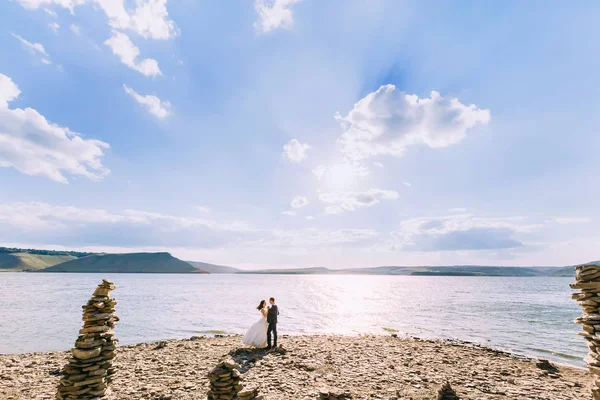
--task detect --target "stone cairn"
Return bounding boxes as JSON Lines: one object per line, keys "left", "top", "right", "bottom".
{"left": 436, "top": 381, "right": 459, "bottom": 400}
{"left": 207, "top": 357, "right": 261, "bottom": 400}
{"left": 571, "top": 262, "right": 600, "bottom": 400}
{"left": 56, "top": 280, "right": 119, "bottom": 400}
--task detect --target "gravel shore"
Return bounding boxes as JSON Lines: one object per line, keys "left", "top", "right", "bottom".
{"left": 0, "top": 335, "right": 591, "bottom": 399}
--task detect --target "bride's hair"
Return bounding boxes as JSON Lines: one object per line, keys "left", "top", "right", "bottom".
{"left": 257, "top": 300, "right": 266, "bottom": 310}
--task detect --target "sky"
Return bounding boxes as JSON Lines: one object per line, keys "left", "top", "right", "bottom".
{"left": 0, "top": 0, "right": 599, "bottom": 269}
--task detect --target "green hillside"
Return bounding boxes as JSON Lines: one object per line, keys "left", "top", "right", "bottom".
{"left": 0, "top": 252, "right": 77, "bottom": 271}
{"left": 39, "top": 252, "right": 208, "bottom": 273}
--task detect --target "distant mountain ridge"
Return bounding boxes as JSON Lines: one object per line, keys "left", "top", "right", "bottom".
{"left": 235, "top": 265, "right": 575, "bottom": 277}
{"left": 0, "top": 246, "right": 588, "bottom": 276}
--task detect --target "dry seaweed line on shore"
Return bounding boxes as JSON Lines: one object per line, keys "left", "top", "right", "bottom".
{"left": 571, "top": 262, "right": 600, "bottom": 400}
{"left": 56, "top": 280, "right": 119, "bottom": 400}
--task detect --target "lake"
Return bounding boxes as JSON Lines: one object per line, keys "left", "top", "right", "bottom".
{"left": 0, "top": 273, "right": 585, "bottom": 366}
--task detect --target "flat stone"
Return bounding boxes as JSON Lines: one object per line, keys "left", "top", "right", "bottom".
{"left": 71, "top": 347, "right": 102, "bottom": 360}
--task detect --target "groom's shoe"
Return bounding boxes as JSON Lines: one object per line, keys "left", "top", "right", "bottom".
{"left": 265, "top": 346, "right": 271, "bottom": 350}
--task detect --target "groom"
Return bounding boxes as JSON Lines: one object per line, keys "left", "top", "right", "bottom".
{"left": 266, "top": 297, "right": 278, "bottom": 350}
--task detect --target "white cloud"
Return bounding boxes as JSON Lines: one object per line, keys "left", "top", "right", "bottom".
{"left": 291, "top": 196, "right": 308, "bottom": 209}
{"left": 41, "top": 58, "right": 52, "bottom": 64}
{"left": 283, "top": 138, "right": 309, "bottom": 162}
{"left": 281, "top": 210, "right": 296, "bottom": 216}
{"left": 123, "top": 84, "right": 171, "bottom": 118}
{"left": 48, "top": 22, "right": 60, "bottom": 32}
{"left": 105, "top": 31, "right": 161, "bottom": 77}
{"left": 254, "top": 0, "right": 301, "bottom": 33}
{"left": 44, "top": 7, "right": 57, "bottom": 16}
{"left": 0, "top": 74, "right": 21, "bottom": 107}
{"left": 373, "top": 162, "right": 384, "bottom": 168}
{"left": 449, "top": 207, "right": 467, "bottom": 213}
{"left": 122, "top": 0, "right": 179, "bottom": 39}
{"left": 195, "top": 206, "right": 210, "bottom": 213}
{"left": 393, "top": 213, "right": 540, "bottom": 252}
{"left": 305, "top": 216, "right": 314, "bottom": 220}
{"left": 555, "top": 217, "right": 592, "bottom": 225}
{"left": 70, "top": 24, "right": 81, "bottom": 35}
{"left": 0, "top": 73, "right": 110, "bottom": 183}
{"left": 0, "top": 201, "right": 380, "bottom": 252}
{"left": 403, "top": 181, "right": 412, "bottom": 187}
{"left": 18, "top": 0, "right": 179, "bottom": 40}
{"left": 320, "top": 189, "right": 399, "bottom": 215}
{"left": 336, "top": 85, "right": 490, "bottom": 161}
{"left": 11, "top": 33, "right": 50, "bottom": 59}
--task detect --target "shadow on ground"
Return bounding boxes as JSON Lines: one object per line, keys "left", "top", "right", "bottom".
{"left": 228, "top": 346, "right": 287, "bottom": 373}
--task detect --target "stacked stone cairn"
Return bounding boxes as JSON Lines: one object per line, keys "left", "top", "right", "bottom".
{"left": 436, "top": 381, "right": 459, "bottom": 400}
{"left": 56, "top": 280, "right": 119, "bottom": 400}
{"left": 571, "top": 262, "right": 600, "bottom": 400}
{"left": 207, "top": 357, "right": 261, "bottom": 400}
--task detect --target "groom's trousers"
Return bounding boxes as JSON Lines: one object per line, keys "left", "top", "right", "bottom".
{"left": 267, "top": 322, "right": 277, "bottom": 347}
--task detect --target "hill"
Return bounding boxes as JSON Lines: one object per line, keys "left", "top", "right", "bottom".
{"left": 187, "top": 261, "right": 240, "bottom": 274}
{"left": 0, "top": 246, "right": 93, "bottom": 272}
{"left": 548, "top": 266, "right": 576, "bottom": 277}
{"left": 0, "top": 252, "right": 77, "bottom": 272}
{"left": 39, "top": 252, "right": 208, "bottom": 273}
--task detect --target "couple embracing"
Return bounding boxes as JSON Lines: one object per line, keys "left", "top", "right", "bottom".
{"left": 242, "top": 297, "right": 279, "bottom": 350}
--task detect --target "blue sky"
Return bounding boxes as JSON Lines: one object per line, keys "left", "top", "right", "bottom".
{"left": 0, "top": 0, "right": 598, "bottom": 269}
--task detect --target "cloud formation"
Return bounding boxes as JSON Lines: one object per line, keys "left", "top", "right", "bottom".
{"left": 283, "top": 138, "right": 309, "bottom": 162}
{"left": 0, "top": 73, "right": 110, "bottom": 183}
{"left": 254, "top": 0, "right": 301, "bottom": 33}
{"left": 18, "top": 0, "right": 179, "bottom": 40}
{"left": 11, "top": 33, "right": 51, "bottom": 64}
{"left": 320, "top": 189, "right": 399, "bottom": 215}
{"left": 123, "top": 85, "right": 171, "bottom": 118}
{"left": 554, "top": 217, "right": 592, "bottom": 225}
{"left": 394, "top": 213, "right": 539, "bottom": 252}
{"left": 336, "top": 85, "right": 490, "bottom": 161}
{"left": 105, "top": 31, "right": 161, "bottom": 77}
{"left": 291, "top": 196, "right": 308, "bottom": 208}
{"left": 0, "top": 201, "right": 379, "bottom": 250}
{"left": 70, "top": 24, "right": 81, "bottom": 35}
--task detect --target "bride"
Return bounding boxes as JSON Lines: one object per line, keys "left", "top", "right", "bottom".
{"left": 242, "top": 300, "right": 268, "bottom": 348}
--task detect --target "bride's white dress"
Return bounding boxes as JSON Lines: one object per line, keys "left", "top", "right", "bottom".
{"left": 242, "top": 308, "right": 268, "bottom": 347}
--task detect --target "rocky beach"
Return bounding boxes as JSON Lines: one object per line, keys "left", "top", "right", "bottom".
{"left": 0, "top": 335, "right": 591, "bottom": 399}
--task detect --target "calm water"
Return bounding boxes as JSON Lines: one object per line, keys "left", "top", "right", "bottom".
{"left": 0, "top": 273, "right": 585, "bottom": 366}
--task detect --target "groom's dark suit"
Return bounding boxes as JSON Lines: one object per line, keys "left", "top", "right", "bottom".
{"left": 267, "top": 304, "right": 279, "bottom": 348}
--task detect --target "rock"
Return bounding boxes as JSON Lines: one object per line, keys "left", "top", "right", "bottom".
{"left": 56, "top": 280, "right": 119, "bottom": 400}
{"left": 572, "top": 263, "right": 600, "bottom": 399}
{"left": 437, "top": 381, "right": 459, "bottom": 399}
{"left": 70, "top": 347, "right": 102, "bottom": 360}
{"left": 207, "top": 357, "right": 260, "bottom": 400}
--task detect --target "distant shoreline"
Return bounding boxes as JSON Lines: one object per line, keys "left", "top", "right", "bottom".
{"left": 2, "top": 270, "right": 576, "bottom": 277}
{"left": 0, "top": 246, "right": 579, "bottom": 275}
